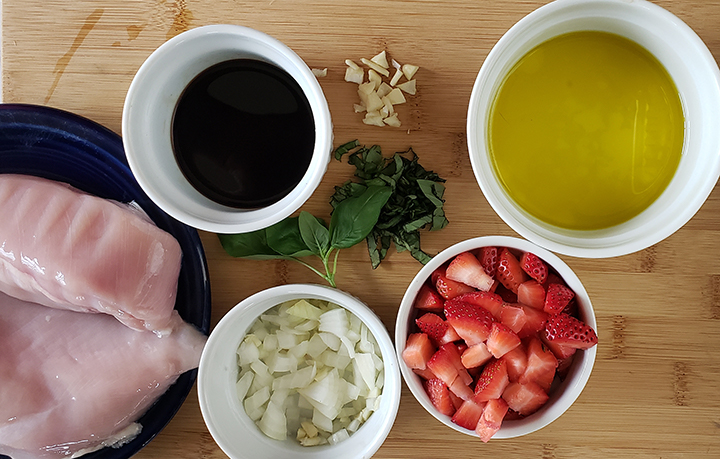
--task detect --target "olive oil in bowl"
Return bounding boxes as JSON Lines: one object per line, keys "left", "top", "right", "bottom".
{"left": 488, "top": 31, "right": 684, "bottom": 231}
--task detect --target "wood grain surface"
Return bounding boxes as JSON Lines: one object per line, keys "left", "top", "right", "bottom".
{"left": 3, "top": 1, "right": 720, "bottom": 458}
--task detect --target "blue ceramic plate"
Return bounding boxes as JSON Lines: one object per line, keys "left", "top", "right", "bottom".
{"left": 0, "top": 104, "right": 212, "bottom": 459}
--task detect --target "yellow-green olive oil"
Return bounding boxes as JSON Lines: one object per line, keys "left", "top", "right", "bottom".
{"left": 488, "top": 31, "right": 684, "bottom": 230}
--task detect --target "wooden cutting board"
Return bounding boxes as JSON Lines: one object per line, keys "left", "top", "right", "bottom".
{"left": 3, "top": 1, "right": 720, "bottom": 458}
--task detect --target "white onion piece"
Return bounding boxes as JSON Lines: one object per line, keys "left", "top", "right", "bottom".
{"left": 237, "top": 299, "right": 384, "bottom": 446}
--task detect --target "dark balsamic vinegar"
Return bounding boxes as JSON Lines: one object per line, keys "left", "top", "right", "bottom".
{"left": 171, "top": 59, "right": 315, "bottom": 209}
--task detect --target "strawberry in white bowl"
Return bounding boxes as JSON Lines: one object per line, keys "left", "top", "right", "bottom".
{"left": 396, "top": 236, "right": 597, "bottom": 441}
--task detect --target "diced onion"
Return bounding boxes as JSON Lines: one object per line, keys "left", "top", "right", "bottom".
{"left": 237, "top": 299, "right": 385, "bottom": 446}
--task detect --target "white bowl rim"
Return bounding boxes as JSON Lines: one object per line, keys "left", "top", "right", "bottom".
{"left": 198, "top": 283, "right": 401, "bottom": 459}
{"left": 122, "top": 24, "right": 332, "bottom": 234}
{"left": 466, "top": 0, "right": 720, "bottom": 258}
{"left": 395, "top": 236, "right": 597, "bottom": 439}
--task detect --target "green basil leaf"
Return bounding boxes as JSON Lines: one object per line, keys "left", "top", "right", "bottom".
{"left": 403, "top": 215, "right": 433, "bottom": 233}
{"left": 217, "top": 231, "right": 285, "bottom": 260}
{"left": 298, "top": 211, "right": 330, "bottom": 257}
{"left": 330, "top": 185, "right": 392, "bottom": 249}
{"left": 334, "top": 139, "right": 360, "bottom": 160}
{"left": 366, "top": 233, "right": 382, "bottom": 269}
{"left": 417, "top": 179, "right": 445, "bottom": 208}
{"left": 266, "top": 217, "right": 314, "bottom": 257}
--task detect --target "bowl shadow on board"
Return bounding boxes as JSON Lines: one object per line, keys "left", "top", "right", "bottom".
{"left": 0, "top": 103, "right": 212, "bottom": 459}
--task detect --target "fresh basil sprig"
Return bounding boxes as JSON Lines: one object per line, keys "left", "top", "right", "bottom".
{"left": 332, "top": 140, "right": 449, "bottom": 269}
{"left": 218, "top": 185, "right": 391, "bottom": 287}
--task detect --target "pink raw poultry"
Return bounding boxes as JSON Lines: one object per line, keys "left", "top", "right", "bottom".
{"left": 0, "top": 292, "right": 206, "bottom": 458}
{"left": 0, "top": 174, "right": 182, "bottom": 335}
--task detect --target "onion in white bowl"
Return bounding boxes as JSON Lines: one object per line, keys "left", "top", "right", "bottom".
{"left": 198, "top": 284, "right": 401, "bottom": 459}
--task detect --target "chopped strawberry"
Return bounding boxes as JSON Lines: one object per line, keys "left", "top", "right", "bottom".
{"left": 517, "top": 280, "right": 546, "bottom": 310}
{"left": 477, "top": 246, "right": 499, "bottom": 277}
{"left": 415, "top": 313, "right": 449, "bottom": 345}
{"left": 440, "top": 343, "right": 474, "bottom": 386}
{"left": 544, "top": 283, "right": 575, "bottom": 315}
{"left": 441, "top": 323, "right": 462, "bottom": 345}
{"left": 500, "top": 344, "right": 528, "bottom": 382}
{"left": 504, "top": 408, "right": 525, "bottom": 421}
{"left": 449, "top": 390, "right": 465, "bottom": 410}
{"left": 494, "top": 282, "right": 518, "bottom": 303}
{"left": 486, "top": 322, "right": 521, "bottom": 358}
{"left": 451, "top": 399, "right": 485, "bottom": 430}
{"left": 461, "top": 342, "right": 493, "bottom": 369}
{"left": 476, "top": 398, "right": 508, "bottom": 442}
{"left": 402, "top": 333, "right": 436, "bottom": 370}
{"left": 502, "top": 381, "right": 549, "bottom": 416}
{"left": 449, "top": 377, "right": 475, "bottom": 401}
{"left": 517, "top": 303, "right": 549, "bottom": 338}
{"left": 500, "top": 303, "right": 527, "bottom": 335}
{"left": 444, "top": 298, "right": 495, "bottom": 346}
{"left": 414, "top": 284, "right": 444, "bottom": 313}
{"left": 446, "top": 252, "right": 495, "bottom": 291}
{"left": 474, "top": 358, "right": 510, "bottom": 402}
{"left": 520, "top": 252, "right": 548, "bottom": 284}
{"left": 424, "top": 378, "right": 455, "bottom": 417}
{"left": 520, "top": 337, "right": 558, "bottom": 391}
{"left": 431, "top": 265, "right": 447, "bottom": 284}
{"left": 562, "top": 298, "right": 578, "bottom": 317}
{"left": 435, "top": 271, "right": 476, "bottom": 300}
{"left": 426, "top": 346, "right": 460, "bottom": 387}
{"left": 540, "top": 332, "right": 577, "bottom": 360}
{"left": 543, "top": 272, "right": 564, "bottom": 288}
{"left": 556, "top": 355, "right": 575, "bottom": 378}
{"left": 496, "top": 248, "right": 528, "bottom": 294}
{"left": 413, "top": 367, "right": 437, "bottom": 380}
{"left": 544, "top": 313, "right": 598, "bottom": 349}
{"left": 452, "top": 291, "right": 504, "bottom": 319}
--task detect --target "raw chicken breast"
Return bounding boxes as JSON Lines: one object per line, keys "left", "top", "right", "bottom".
{"left": 0, "top": 292, "right": 206, "bottom": 458}
{"left": 0, "top": 174, "right": 182, "bottom": 335}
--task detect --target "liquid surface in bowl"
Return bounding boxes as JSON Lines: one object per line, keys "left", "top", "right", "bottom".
{"left": 172, "top": 59, "right": 315, "bottom": 209}
{"left": 488, "top": 31, "right": 684, "bottom": 230}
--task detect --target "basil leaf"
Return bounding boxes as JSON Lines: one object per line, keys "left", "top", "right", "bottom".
{"left": 298, "top": 211, "right": 330, "bottom": 257}
{"left": 334, "top": 139, "right": 360, "bottom": 160}
{"left": 217, "top": 231, "right": 284, "bottom": 260}
{"left": 366, "top": 233, "right": 382, "bottom": 269}
{"left": 403, "top": 215, "right": 433, "bottom": 233}
{"left": 330, "top": 185, "right": 392, "bottom": 249}
{"left": 266, "top": 217, "right": 314, "bottom": 257}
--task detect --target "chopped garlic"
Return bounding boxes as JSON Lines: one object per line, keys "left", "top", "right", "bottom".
{"left": 344, "top": 50, "right": 419, "bottom": 127}
{"left": 383, "top": 113, "right": 401, "bottom": 127}
{"left": 397, "top": 79, "right": 417, "bottom": 95}
{"left": 363, "top": 112, "right": 385, "bottom": 127}
{"left": 311, "top": 68, "right": 327, "bottom": 77}
{"left": 360, "top": 58, "right": 390, "bottom": 77}
{"left": 390, "top": 68, "right": 403, "bottom": 86}
{"left": 344, "top": 66, "right": 364, "bottom": 84}
{"left": 370, "top": 50, "right": 389, "bottom": 69}
{"left": 376, "top": 82, "right": 392, "bottom": 99}
{"left": 386, "top": 87, "right": 406, "bottom": 105}
{"left": 368, "top": 69, "right": 382, "bottom": 90}
{"left": 402, "top": 63, "right": 419, "bottom": 79}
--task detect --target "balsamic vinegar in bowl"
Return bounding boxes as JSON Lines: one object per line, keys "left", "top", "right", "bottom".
{"left": 171, "top": 58, "right": 315, "bottom": 209}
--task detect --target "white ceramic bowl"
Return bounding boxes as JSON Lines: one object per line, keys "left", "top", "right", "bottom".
{"left": 123, "top": 25, "right": 332, "bottom": 234}
{"left": 396, "top": 236, "right": 597, "bottom": 439}
{"left": 467, "top": 0, "right": 720, "bottom": 258}
{"left": 198, "top": 284, "right": 401, "bottom": 459}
